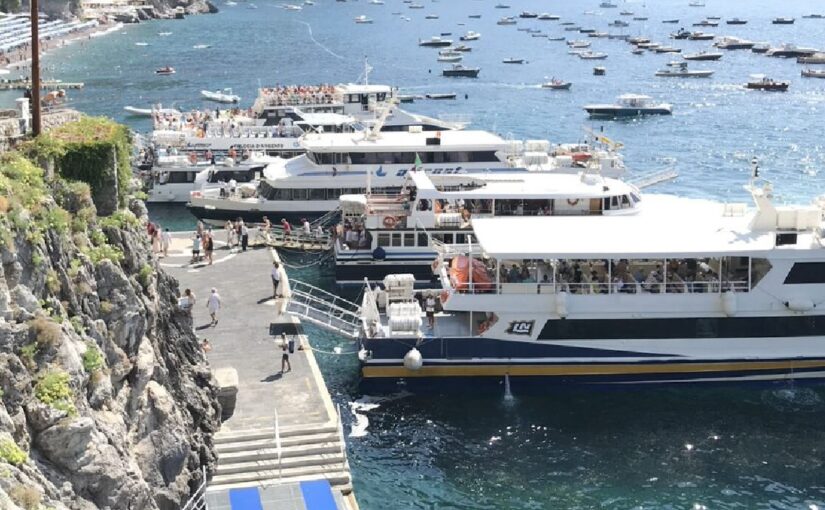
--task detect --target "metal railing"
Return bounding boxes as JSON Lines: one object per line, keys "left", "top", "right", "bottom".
{"left": 335, "top": 404, "right": 347, "bottom": 471}
{"left": 180, "top": 466, "right": 208, "bottom": 510}
{"left": 286, "top": 280, "right": 362, "bottom": 338}
{"left": 274, "top": 406, "right": 283, "bottom": 482}
{"left": 447, "top": 279, "right": 750, "bottom": 295}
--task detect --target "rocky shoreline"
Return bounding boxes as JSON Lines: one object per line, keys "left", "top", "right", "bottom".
{"left": 0, "top": 119, "right": 221, "bottom": 509}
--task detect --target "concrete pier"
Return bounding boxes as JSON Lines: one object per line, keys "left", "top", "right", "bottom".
{"left": 161, "top": 232, "right": 357, "bottom": 509}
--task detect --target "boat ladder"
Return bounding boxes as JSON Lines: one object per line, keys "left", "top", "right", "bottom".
{"left": 630, "top": 168, "right": 679, "bottom": 189}
{"left": 286, "top": 280, "right": 362, "bottom": 338}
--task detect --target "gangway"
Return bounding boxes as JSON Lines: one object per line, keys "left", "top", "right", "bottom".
{"left": 630, "top": 168, "right": 678, "bottom": 189}
{"left": 286, "top": 280, "right": 362, "bottom": 338}
{"left": 312, "top": 207, "right": 342, "bottom": 228}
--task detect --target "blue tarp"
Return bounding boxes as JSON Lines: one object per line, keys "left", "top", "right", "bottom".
{"left": 228, "top": 487, "right": 264, "bottom": 510}
{"left": 300, "top": 480, "right": 337, "bottom": 510}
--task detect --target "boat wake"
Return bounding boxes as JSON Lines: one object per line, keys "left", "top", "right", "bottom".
{"left": 762, "top": 386, "right": 823, "bottom": 412}
{"left": 348, "top": 392, "right": 411, "bottom": 438}
{"left": 294, "top": 20, "right": 345, "bottom": 60}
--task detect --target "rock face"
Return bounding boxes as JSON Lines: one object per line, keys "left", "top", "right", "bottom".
{"left": 0, "top": 192, "right": 221, "bottom": 508}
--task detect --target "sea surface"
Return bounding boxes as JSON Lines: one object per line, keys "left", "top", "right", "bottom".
{"left": 9, "top": 0, "right": 825, "bottom": 507}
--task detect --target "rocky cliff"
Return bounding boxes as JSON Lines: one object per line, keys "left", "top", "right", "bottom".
{"left": 0, "top": 122, "right": 221, "bottom": 509}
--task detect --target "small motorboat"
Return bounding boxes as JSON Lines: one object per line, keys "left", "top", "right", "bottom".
{"left": 408, "top": 3, "right": 424, "bottom": 8}
{"left": 442, "top": 64, "right": 480, "bottom": 77}
{"left": 567, "top": 39, "right": 591, "bottom": 48}
{"left": 124, "top": 106, "right": 152, "bottom": 116}
{"left": 497, "top": 16, "right": 517, "bottom": 25}
{"left": 631, "top": 48, "right": 644, "bottom": 55}
{"left": 502, "top": 58, "right": 525, "bottom": 64}
{"left": 201, "top": 88, "right": 241, "bottom": 103}
{"left": 548, "top": 36, "right": 566, "bottom": 41}
{"left": 135, "top": 42, "right": 149, "bottom": 46}
{"left": 608, "top": 20, "right": 629, "bottom": 27}
{"left": 419, "top": 36, "right": 453, "bottom": 47}
{"left": 452, "top": 44, "right": 472, "bottom": 52}
{"left": 437, "top": 55, "right": 462, "bottom": 62}
{"left": 579, "top": 51, "right": 608, "bottom": 60}
{"left": 688, "top": 1, "right": 705, "bottom": 6}
{"left": 494, "top": 3, "right": 510, "bottom": 8}
{"left": 425, "top": 93, "right": 457, "bottom": 99}
{"left": 633, "top": 16, "right": 648, "bottom": 21}
{"left": 155, "top": 66, "right": 175, "bottom": 75}
{"left": 798, "top": 53, "right": 825, "bottom": 64}
{"left": 801, "top": 68, "right": 825, "bottom": 79}
{"left": 693, "top": 19, "right": 718, "bottom": 27}
{"left": 158, "top": 32, "right": 172, "bottom": 36}
{"left": 715, "top": 36, "right": 755, "bottom": 50}
{"left": 468, "top": 14, "right": 482, "bottom": 18}
{"left": 772, "top": 17, "right": 795, "bottom": 24}
{"left": 683, "top": 50, "right": 722, "bottom": 61}
{"left": 654, "top": 46, "right": 682, "bottom": 54}
{"left": 766, "top": 44, "right": 818, "bottom": 58}
{"left": 460, "top": 31, "right": 480, "bottom": 41}
{"left": 425, "top": 14, "right": 439, "bottom": 19}
{"left": 593, "top": 66, "right": 606, "bottom": 75}
{"left": 726, "top": 18, "right": 747, "bottom": 24}
{"left": 354, "top": 15, "right": 373, "bottom": 23}
{"left": 620, "top": 10, "right": 633, "bottom": 16}
{"left": 283, "top": 4, "right": 302, "bottom": 10}
{"left": 599, "top": 1, "right": 618, "bottom": 7}
{"left": 671, "top": 29, "right": 691, "bottom": 39}
{"left": 745, "top": 75, "right": 789, "bottom": 91}
{"left": 688, "top": 31, "right": 715, "bottom": 40}
{"left": 655, "top": 61, "right": 713, "bottom": 77}
{"left": 193, "top": 44, "right": 211, "bottom": 49}
{"left": 369, "top": 0, "right": 384, "bottom": 4}
{"left": 751, "top": 43, "right": 770, "bottom": 54}
{"left": 538, "top": 13, "right": 559, "bottom": 20}
{"left": 519, "top": 11, "right": 538, "bottom": 18}
{"left": 398, "top": 94, "right": 420, "bottom": 103}
{"left": 541, "top": 79, "right": 572, "bottom": 90}
{"left": 801, "top": 14, "right": 824, "bottom": 19}
{"left": 584, "top": 94, "right": 672, "bottom": 118}
{"left": 662, "top": 19, "right": 679, "bottom": 23}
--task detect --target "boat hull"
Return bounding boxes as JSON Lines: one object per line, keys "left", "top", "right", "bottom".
{"left": 442, "top": 70, "right": 480, "bottom": 77}
{"left": 187, "top": 202, "right": 329, "bottom": 225}
{"left": 585, "top": 107, "right": 671, "bottom": 118}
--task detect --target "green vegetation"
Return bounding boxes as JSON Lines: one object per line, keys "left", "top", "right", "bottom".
{"left": 20, "top": 342, "right": 39, "bottom": 368}
{"left": 99, "top": 300, "right": 114, "bottom": 315}
{"left": 99, "top": 209, "right": 140, "bottom": 230}
{"left": 138, "top": 264, "right": 153, "bottom": 288}
{"left": 70, "top": 316, "right": 84, "bottom": 335}
{"left": 0, "top": 438, "right": 27, "bottom": 466}
{"left": 45, "top": 269, "right": 61, "bottom": 294}
{"left": 34, "top": 371, "right": 76, "bottom": 416}
{"left": 82, "top": 342, "right": 104, "bottom": 373}
{"left": 48, "top": 117, "right": 132, "bottom": 206}
{"left": 68, "top": 259, "right": 82, "bottom": 279}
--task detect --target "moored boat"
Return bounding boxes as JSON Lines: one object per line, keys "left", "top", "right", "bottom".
{"left": 419, "top": 36, "right": 453, "bottom": 47}
{"left": 201, "top": 88, "right": 241, "bottom": 103}
{"left": 745, "top": 75, "right": 789, "bottom": 91}
{"left": 155, "top": 66, "right": 175, "bottom": 75}
{"left": 683, "top": 50, "right": 723, "bottom": 61}
{"left": 802, "top": 68, "right": 825, "bottom": 78}
{"left": 541, "top": 79, "right": 572, "bottom": 90}
{"left": 584, "top": 94, "right": 672, "bottom": 118}
{"left": 655, "top": 61, "right": 713, "bottom": 77}
{"left": 442, "top": 64, "right": 480, "bottom": 77}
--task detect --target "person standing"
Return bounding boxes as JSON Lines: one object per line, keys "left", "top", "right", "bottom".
{"left": 240, "top": 221, "right": 249, "bottom": 251}
{"left": 178, "top": 288, "right": 196, "bottom": 314}
{"left": 302, "top": 218, "right": 311, "bottom": 237}
{"left": 207, "top": 288, "right": 221, "bottom": 326}
{"left": 204, "top": 233, "right": 214, "bottom": 265}
{"left": 161, "top": 228, "right": 172, "bottom": 258}
{"left": 425, "top": 292, "right": 437, "bottom": 329}
{"left": 280, "top": 333, "right": 291, "bottom": 373}
{"left": 271, "top": 261, "right": 281, "bottom": 298}
{"left": 192, "top": 233, "right": 201, "bottom": 263}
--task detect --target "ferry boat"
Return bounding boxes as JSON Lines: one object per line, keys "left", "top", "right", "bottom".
{"left": 334, "top": 170, "right": 642, "bottom": 285}
{"left": 187, "top": 129, "right": 628, "bottom": 224}
{"left": 347, "top": 168, "right": 825, "bottom": 390}
{"left": 584, "top": 94, "right": 672, "bottom": 118}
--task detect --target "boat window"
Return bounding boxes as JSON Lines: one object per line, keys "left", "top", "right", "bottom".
{"left": 630, "top": 192, "right": 641, "bottom": 203}
{"left": 377, "top": 233, "right": 391, "bottom": 247}
{"left": 292, "top": 189, "right": 308, "bottom": 201}
{"left": 456, "top": 233, "right": 467, "bottom": 244}
{"left": 610, "top": 196, "right": 619, "bottom": 208}
{"left": 391, "top": 233, "right": 402, "bottom": 247}
{"left": 308, "top": 188, "right": 325, "bottom": 200}
{"left": 784, "top": 262, "right": 825, "bottom": 284}
{"left": 621, "top": 195, "right": 631, "bottom": 208}
{"left": 418, "top": 233, "right": 429, "bottom": 246}
{"left": 167, "top": 172, "right": 193, "bottom": 184}
{"left": 404, "top": 233, "right": 416, "bottom": 247}
{"left": 750, "top": 258, "right": 772, "bottom": 288}
{"left": 306, "top": 152, "right": 317, "bottom": 164}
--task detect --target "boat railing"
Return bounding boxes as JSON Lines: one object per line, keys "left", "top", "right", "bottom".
{"left": 447, "top": 279, "right": 750, "bottom": 295}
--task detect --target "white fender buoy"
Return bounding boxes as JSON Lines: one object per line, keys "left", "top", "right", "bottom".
{"left": 555, "top": 291, "right": 568, "bottom": 318}
{"left": 358, "top": 348, "right": 370, "bottom": 362}
{"left": 403, "top": 347, "right": 423, "bottom": 371}
{"left": 721, "top": 291, "right": 737, "bottom": 317}
{"left": 785, "top": 299, "right": 815, "bottom": 312}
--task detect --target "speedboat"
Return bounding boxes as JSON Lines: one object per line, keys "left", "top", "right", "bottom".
{"left": 655, "top": 62, "right": 713, "bottom": 77}
{"left": 801, "top": 68, "right": 825, "bottom": 79}
{"left": 155, "top": 66, "right": 175, "bottom": 75}
{"left": 541, "top": 79, "right": 571, "bottom": 90}
{"left": 772, "top": 17, "right": 795, "bottom": 24}
{"left": 437, "top": 54, "right": 463, "bottom": 62}
{"left": 519, "top": 11, "right": 538, "bottom": 18}
{"left": 751, "top": 43, "right": 770, "bottom": 53}
{"left": 497, "top": 16, "right": 517, "bottom": 25}
{"left": 578, "top": 51, "right": 608, "bottom": 60}
{"left": 460, "top": 31, "right": 481, "bottom": 41}
{"left": 798, "top": 53, "right": 825, "bottom": 64}
{"left": 452, "top": 44, "right": 472, "bottom": 52}
{"left": 502, "top": 58, "right": 525, "bottom": 64}
{"left": 538, "top": 13, "right": 559, "bottom": 20}
{"left": 745, "top": 75, "right": 789, "bottom": 91}
{"left": 354, "top": 15, "right": 373, "bottom": 23}
{"left": 419, "top": 36, "right": 453, "bottom": 47}
{"left": 201, "top": 88, "right": 241, "bottom": 103}
{"left": 683, "top": 50, "right": 723, "bottom": 60}
{"left": 688, "top": 31, "right": 715, "bottom": 40}
{"left": 425, "top": 93, "right": 456, "bottom": 99}
{"left": 662, "top": 19, "right": 679, "bottom": 23}
{"left": 726, "top": 18, "right": 747, "bottom": 24}
{"left": 766, "top": 44, "right": 818, "bottom": 58}
{"left": 693, "top": 19, "right": 718, "bottom": 27}
{"left": 442, "top": 64, "right": 480, "bottom": 77}
{"left": 124, "top": 106, "right": 153, "bottom": 116}
{"left": 599, "top": 1, "right": 617, "bottom": 7}
{"left": 715, "top": 36, "right": 755, "bottom": 50}
{"left": 584, "top": 94, "right": 672, "bottom": 118}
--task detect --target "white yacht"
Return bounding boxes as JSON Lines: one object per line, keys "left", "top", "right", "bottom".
{"left": 334, "top": 170, "right": 642, "bottom": 285}
{"left": 337, "top": 169, "right": 825, "bottom": 391}
{"left": 186, "top": 129, "right": 627, "bottom": 224}
{"left": 584, "top": 94, "right": 672, "bottom": 118}
{"left": 655, "top": 62, "right": 714, "bottom": 78}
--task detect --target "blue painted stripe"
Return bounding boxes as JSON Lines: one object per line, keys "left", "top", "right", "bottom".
{"left": 300, "top": 480, "right": 338, "bottom": 510}
{"left": 229, "top": 487, "right": 263, "bottom": 510}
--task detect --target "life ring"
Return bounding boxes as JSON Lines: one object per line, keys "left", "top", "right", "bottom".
{"left": 567, "top": 198, "right": 580, "bottom": 206}
{"left": 571, "top": 152, "right": 592, "bottom": 162}
{"left": 188, "top": 152, "right": 198, "bottom": 164}
{"left": 383, "top": 216, "right": 397, "bottom": 228}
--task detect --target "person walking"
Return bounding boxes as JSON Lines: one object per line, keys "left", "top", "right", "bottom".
{"left": 161, "top": 228, "right": 172, "bottom": 257}
{"left": 280, "top": 333, "right": 292, "bottom": 373}
{"left": 206, "top": 288, "right": 221, "bottom": 326}
{"left": 191, "top": 233, "right": 201, "bottom": 263}
{"left": 271, "top": 261, "right": 281, "bottom": 298}
{"left": 240, "top": 221, "right": 249, "bottom": 251}
{"left": 204, "top": 233, "right": 214, "bottom": 265}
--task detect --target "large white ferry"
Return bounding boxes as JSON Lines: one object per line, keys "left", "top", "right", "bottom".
{"left": 186, "top": 128, "right": 627, "bottom": 224}
{"left": 334, "top": 167, "right": 825, "bottom": 391}
{"left": 334, "top": 170, "right": 642, "bottom": 285}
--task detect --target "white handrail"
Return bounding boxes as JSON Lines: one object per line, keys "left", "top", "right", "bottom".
{"left": 180, "top": 466, "right": 208, "bottom": 510}
{"left": 274, "top": 406, "right": 283, "bottom": 482}
{"left": 335, "top": 404, "right": 347, "bottom": 471}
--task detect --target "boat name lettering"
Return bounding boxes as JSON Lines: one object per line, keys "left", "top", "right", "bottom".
{"left": 185, "top": 143, "right": 286, "bottom": 150}
{"left": 506, "top": 320, "right": 535, "bottom": 336}
{"left": 392, "top": 167, "right": 465, "bottom": 178}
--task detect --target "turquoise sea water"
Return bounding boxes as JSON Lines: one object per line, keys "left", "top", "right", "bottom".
{"left": 10, "top": 0, "right": 825, "bottom": 507}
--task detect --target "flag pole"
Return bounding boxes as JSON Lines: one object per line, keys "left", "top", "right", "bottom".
{"left": 30, "top": 0, "right": 42, "bottom": 136}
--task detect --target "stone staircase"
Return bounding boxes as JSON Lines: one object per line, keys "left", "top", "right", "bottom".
{"left": 208, "top": 422, "right": 353, "bottom": 494}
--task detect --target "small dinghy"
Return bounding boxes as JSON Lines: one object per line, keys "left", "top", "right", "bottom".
{"left": 201, "top": 88, "right": 241, "bottom": 103}
{"left": 541, "top": 79, "right": 572, "bottom": 90}
{"left": 502, "top": 57, "right": 525, "bottom": 64}
{"left": 155, "top": 66, "right": 175, "bottom": 75}
{"left": 425, "top": 93, "right": 457, "bottom": 99}
{"left": 124, "top": 106, "right": 152, "bottom": 116}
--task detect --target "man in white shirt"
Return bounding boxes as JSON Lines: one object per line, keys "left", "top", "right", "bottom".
{"left": 161, "top": 228, "right": 172, "bottom": 257}
{"left": 207, "top": 288, "right": 221, "bottom": 326}
{"left": 425, "top": 293, "right": 437, "bottom": 329}
{"left": 271, "top": 261, "right": 282, "bottom": 298}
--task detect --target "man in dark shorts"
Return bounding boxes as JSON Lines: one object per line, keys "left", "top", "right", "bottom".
{"left": 280, "top": 333, "right": 291, "bottom": 373}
